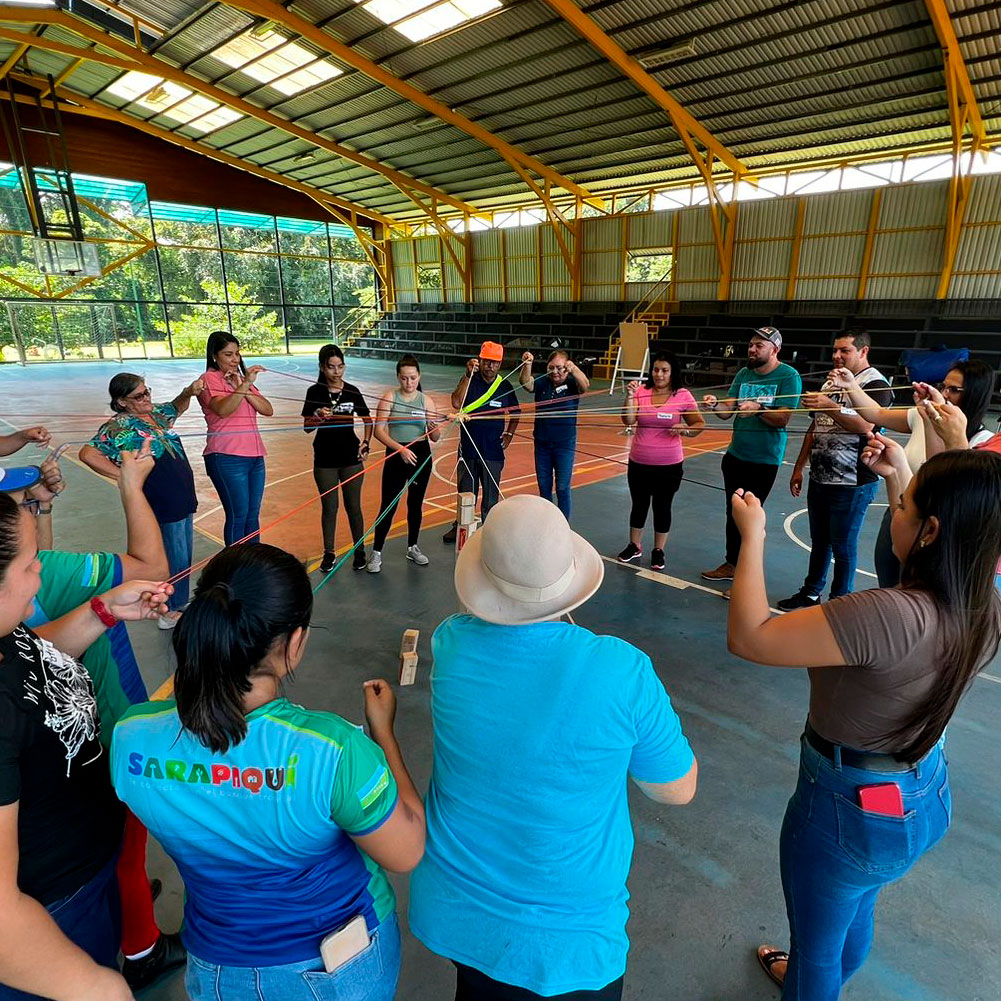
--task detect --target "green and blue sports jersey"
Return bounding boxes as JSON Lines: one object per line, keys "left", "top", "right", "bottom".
{"left": 25, "top": 551, "right": 145, "bottom": 744}
{"left": 727, "top": 363, "right": 802, "bottom": 466}
{"left": 111, "top": 697, "right": 398, "bottom": 967}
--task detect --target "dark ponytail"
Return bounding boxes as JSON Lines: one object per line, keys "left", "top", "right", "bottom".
{"left": 173, "top": 544, "right": 313, "bottom": 752}
{"left": 894, "top": 449, "right": 1001, "bottom": 759}
{"left": 0, "top": 494, "right": 21, "bottom": 585}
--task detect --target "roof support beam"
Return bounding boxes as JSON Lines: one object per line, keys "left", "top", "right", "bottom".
{"left": 394, "top": 180, "right": 473, "bottom": 299}
{"left": 923, "top": 0, "right": 985, "bottom": 300}
{"left": 4, "top": 73, "right": 400, "bottom": 227}
{"left": 0, "top": 9, "right": 483, "bottom": 218}
{"left": 535, "top": 0, "right": 748, "bottom": 179}
{"left": 535, "top": 0, "right": 746, "bottom": 296}
{"left": 225, "top": 0, "right": 603, "bottom": 209}
{"left": 0, "top": 41, "right": 29, "bottom": 82}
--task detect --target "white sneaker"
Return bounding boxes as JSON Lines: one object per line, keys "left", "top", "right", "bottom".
{"left": 366, "top": 551, "right": 383, "bottom": 574}
{"left": 406, "top": 545, "right": 429, "bottom": 566}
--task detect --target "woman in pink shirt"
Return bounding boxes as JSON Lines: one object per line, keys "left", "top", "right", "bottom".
{"left": 618, "top": 352, "right": 704, "bottom": 570}
{"left": 198, "top": 332, "right": 274, "bottom": 545}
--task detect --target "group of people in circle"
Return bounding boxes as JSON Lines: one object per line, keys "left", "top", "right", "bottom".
{"left": 0, "top": 325, "right": 999, "bottom": 1001}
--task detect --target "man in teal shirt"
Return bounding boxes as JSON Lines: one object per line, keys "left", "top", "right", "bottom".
{"left": 700, "top": 327, "right": 802, "bottom": 588}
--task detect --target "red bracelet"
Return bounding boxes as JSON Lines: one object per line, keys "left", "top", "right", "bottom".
{"left": 89, "top": 597, "right": 117, "bottom": 628}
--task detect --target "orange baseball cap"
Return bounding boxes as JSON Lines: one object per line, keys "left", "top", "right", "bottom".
{"left": 479, "top": 341, "right": 504, "bottom": 362}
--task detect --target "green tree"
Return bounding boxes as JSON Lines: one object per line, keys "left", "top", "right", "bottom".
{"left": 158, "top": 277, "right": 286, "bottom": 357}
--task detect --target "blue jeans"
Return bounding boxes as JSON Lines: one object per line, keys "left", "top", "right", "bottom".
{"left": 185, "top": 914, "right": 401, "bottom": 1001}
{"left": 534, "top": 441, "right": 575, "bottom": 521}
{"left": 803, "top": 479, "right": 879, "bottom": 598}
{"left": 204, "top": 454, "right": 266, "bottom": 546}
{"left": 0, "top": 854, "right": 120, "bottom": 1001}
{"left": 160, "top": 514, "right": 194, "bottom": 610}
{"left": 779, "top": 735, "right": 950, "bottom": 1001}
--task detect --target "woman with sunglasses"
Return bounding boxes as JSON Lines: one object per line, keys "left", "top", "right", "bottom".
{"left": 80, "top": 372, "right": 203, "bottom": 628}
{"left": 828, "top": 358, "right": 995, "bottom": 585}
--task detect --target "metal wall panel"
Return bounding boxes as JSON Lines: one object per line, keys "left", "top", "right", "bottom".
{"left": 583, "top": 251, "right": 622, "bottom": 287}
{"left": 504, "top": 226, "right": 537, "bottom": 258}
{"left": 443, "top": 260, "right": 464, "bottom": 300}
{"left": 540, "top": 225, "right": 575, "bottom": 256}
{"left": 473, "top": 258, "right": 502, "bottom": 289}
{"left": 796, "top": 278, "right": 859, "bottom": 300}
{"left": 732, "top": 280, "right": 788, "bottom": 301}
{"left": 954, "top": 223, "right": 1001, "bottom": 286}
{"left": 798, "top": 234, "right": 866, "bottom": 280}
{"left": 866, "top": 275, "right": 939, "bottom": 299}
{"left": 735, "top": 238, "right": 792, "bottom": 280}
{"left": 627, "top": 212, "right": 674, "bottom": 249}
{"left": 582, "top": 284, "right": 621, "bottom": 301}
{"left": 949, "top": 274, "right": 1001, "bottom": 298}
{"left": 583, "top": 216, "right": 624, "bottom": 251}
{"left": 738, "top": 198, "right": 799, "bottom": 240}
{"left": 675, "top": 243, "right": 718, "bottom": 285}
{"left": 878, "top": 180, "right": 950, "bottom": 230}
{"left": 803, "top": 189, "right": 872, "bottom": 235}
{"left": 965, "top": 174, "right": 1001, "bottom": 223}
{"left": 506, "top": 255, "right": 538, "bottom": 296}
{"left": 472, "top": 230, "right": 502, "bottom": 260}
{"left": 416, "top": 237, "right": 440, "bottom": 265}
{"left": 870, "top": 230, "right": 945, "bottom": 282}
{"left": 678, "top": 207, "right": 714, "bottom": 244}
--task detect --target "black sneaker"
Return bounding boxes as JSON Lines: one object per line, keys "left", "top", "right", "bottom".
{"left": 776, "top": 590, "right": 820, "bottom": 612}
{"left": 650, "top": 548, "right": 666, "bottom": 570}
{"left": 617, "top": 542, "right": 642, "bottom": 563}
{"left": 319, "top": 552, "right": 336, "bottom": 574}
{"left": 443, "top": 522, "right": 457, "bottom": 544}
{"left": 122, "top": 932, "right": 187, "bottom": 991}
{"left": 353, "top": 549, "right": 367, "bottom": 571}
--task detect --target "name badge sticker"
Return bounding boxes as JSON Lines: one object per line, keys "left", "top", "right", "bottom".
{"left": 656, "top": 412, "right": 675, "bottom": 420}
{"left": 488, "top": 399, "right": 503, "bottom": 408}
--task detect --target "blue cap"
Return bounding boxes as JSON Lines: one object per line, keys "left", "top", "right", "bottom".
{"left": 0, "top": 466, "right": 42, "bottom": 493}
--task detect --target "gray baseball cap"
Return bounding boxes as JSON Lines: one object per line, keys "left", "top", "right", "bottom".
{"left": 750, "top": 326, "right": 782, "bottom": 349}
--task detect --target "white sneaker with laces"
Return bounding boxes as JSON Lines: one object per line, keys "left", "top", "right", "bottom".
{"left": 366, "top": 551, "right": 383, "bottom": 574}
{"left": 406, "top": 545, "right": 430, "bottom": 566}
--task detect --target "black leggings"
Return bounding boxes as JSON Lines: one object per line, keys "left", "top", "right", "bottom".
{"left": 627, "top": 459, "right": 684, "bottom": 534}
{"left": 454, "top": 963, "right": 623, "bottom": 1001}
{"left": 373, "top": 438, "right": 432, "bottom": 551}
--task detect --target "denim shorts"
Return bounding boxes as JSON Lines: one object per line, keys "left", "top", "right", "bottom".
{"left": 185, "top": 913, "right": 401, "bottom": 1001}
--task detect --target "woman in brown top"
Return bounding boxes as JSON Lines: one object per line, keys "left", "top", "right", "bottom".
{"left": 726, "top": 442, "right": 1001, "bottom": 1001}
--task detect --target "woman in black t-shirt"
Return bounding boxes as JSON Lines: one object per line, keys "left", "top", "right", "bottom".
{"left": 0, "top": 491, "right": 170, "bottom": 1001}
{"left": 301, "top": 345, "right": 373, "bottom": 574}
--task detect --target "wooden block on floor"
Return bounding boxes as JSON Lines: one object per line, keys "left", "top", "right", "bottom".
{"left": 399, "top": 651, "right": 419, "bottom": 686}
{"left": 399, "top": 629, "right": 420, "bottom": 685}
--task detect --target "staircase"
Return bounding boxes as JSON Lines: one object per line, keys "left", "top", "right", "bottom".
{"left": 592, "top": 272, "right": 678, "bottom": 379}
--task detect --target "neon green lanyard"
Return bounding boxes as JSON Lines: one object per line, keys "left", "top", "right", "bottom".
{"left": 461, "top": 374, "right": 503, "bottom": 414}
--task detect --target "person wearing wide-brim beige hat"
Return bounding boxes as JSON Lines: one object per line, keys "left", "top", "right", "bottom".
{"left": 410, "top": 493, "right": 699, "bottom": 1001}
{"left": 454, "top": 493, "right": 603, "bottom": 624}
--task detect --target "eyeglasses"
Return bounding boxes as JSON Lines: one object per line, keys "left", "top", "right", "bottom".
{"left": 548, "top": 366, "right": 568, "bottom": 374}
{"left": 126, "top": 388, "right": 152, "bottom": 401}
{"left": 936, "top": 382, "right": 964, "bottom": 395}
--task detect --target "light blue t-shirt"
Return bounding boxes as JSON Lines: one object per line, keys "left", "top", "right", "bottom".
{"left": 111, "top": 698, "right": 398, "bottom": 967}
{"left": 409, "top": 615, "right": 694, "bottom": 995}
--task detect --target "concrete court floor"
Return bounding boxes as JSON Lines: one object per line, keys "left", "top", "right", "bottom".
{"left": 2, "top": 358, "right": 999, "bottom": 1001}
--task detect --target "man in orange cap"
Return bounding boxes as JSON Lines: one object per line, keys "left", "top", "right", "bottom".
{"left": 442, "top": 341, "right": 521, "bottom": 543}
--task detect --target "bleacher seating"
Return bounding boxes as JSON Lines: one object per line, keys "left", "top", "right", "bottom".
{"left": 353, "top": 298, "right": 1000, "bottom": 409}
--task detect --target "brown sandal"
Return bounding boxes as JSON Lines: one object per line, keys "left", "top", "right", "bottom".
{"left": 757, "top": 944, "right": 788, "bottom": 988}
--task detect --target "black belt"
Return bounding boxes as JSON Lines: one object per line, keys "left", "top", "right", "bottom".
{"left": 804, "top": 722, "right": 915, "bottom": 773}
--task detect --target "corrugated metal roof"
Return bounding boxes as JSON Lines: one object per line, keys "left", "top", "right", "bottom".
{"left": 7, "top": 0, "right": 997, "bottom": 223}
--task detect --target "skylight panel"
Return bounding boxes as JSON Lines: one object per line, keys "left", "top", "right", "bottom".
{"left": 212, "top": 30, "right": 342, "bottom": 96}
{"left": 355, "top": 0, "right": 501, "bottom": 42}
{"left": 105, "top": 71, "right": 243, "bottom": 134}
